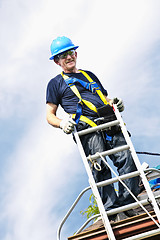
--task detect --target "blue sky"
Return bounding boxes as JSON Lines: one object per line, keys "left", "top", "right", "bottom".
{"left": 0, "top": 0, "right": 160, "bottom": 239}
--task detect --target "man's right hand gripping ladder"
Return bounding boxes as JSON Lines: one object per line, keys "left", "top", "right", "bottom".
{"left": 73, "top": 104, "right": 160, "bottom": 240}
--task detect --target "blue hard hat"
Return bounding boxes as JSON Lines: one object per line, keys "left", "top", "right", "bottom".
{"left": 49, "top": 36, "right": 79, "bottom": 60}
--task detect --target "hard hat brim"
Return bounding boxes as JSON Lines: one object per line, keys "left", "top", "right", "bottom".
{"left": 49, "top": 45, "right": 79, "bottom": 60}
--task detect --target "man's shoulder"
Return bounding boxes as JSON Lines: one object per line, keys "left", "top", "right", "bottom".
{"left": 81, "top": 69, "right": 94, "bottom": 75}
{"left": 47, "top": 73, "right": 64, "bottom": 88}
{"left": 81, "top": 69, "right": 98, "bottom": 81}
{"left": 49, "top": 73, "right": 63, "bottom": 83}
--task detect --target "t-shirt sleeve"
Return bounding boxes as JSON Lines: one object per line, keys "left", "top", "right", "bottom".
{"left": 46, "top": 77, "right": 61, "bottom": 105}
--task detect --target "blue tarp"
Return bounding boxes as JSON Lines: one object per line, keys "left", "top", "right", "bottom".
{"left": 149, "top": 165, "right": 160, "bottom": 190}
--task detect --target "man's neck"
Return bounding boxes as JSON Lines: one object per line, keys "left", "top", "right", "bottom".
{"left": 64, "top": 68, "right": 79, "bottom": 74}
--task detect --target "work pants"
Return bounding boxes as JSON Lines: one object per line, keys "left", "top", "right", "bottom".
{"left": 76, "top": 121, "right": 140, "bottom": 211}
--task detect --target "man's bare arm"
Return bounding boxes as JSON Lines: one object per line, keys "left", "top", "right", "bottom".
{"left": 46, "top": 103, "right": 61, "bottom": 128}
{"left": 46, "top": 102, "right": 76, "bottom": 134}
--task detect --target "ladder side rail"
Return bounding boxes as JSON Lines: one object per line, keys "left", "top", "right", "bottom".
{"left": 113, "top": 104, "right": 160, "bottom": 223}
{"left": 74, "top": 128, "right": 116, "bottom": 240}
{"left": 57, "top": 186, "right": 90, "bottom": 240}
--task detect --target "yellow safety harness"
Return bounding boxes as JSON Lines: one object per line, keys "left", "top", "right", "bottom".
{"left": 61, "top": 70, "right": 110, "bottom": 127}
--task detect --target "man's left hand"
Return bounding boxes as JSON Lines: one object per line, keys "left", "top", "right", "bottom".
{"left": 111, "top": 97, "right": 124, "bottom": 112}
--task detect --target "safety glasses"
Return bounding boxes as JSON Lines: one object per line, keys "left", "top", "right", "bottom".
{"left": 56, "top": 49, "right": 75, "bottom": 60}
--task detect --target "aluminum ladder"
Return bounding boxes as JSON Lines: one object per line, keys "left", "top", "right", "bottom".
{"left": 73, "top": 104, "right": 160, "bottom": 240}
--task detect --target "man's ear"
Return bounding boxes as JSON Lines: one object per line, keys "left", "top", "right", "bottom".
{"left": 54, "top": 59, "right": 61, "bottom": 66}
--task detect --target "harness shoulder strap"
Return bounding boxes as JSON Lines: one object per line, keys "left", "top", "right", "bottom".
{"left": 78, "top": 70, "right": 109, "bottom": 106}
{"left": 62, "top": 72, "right": 97, "bottom": 113}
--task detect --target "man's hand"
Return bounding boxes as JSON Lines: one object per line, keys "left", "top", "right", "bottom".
{"left": 111, "top": 97, "right": 124, "bottom": 112}
{"left": 60, "top": 118, "right": 77, "bottom": 134}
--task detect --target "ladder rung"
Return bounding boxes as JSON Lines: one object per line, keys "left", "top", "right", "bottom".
{"left": 106, "top": 194, "right": 160, "bottom": 216}
{"left": 77, "top": 120, "right": 120, "bottom": 136}
{"left": 87, "top": 145, "right": 130, "bottom": 161}
{"left": 96, "top": 170, "right": 140, "bottom": 188}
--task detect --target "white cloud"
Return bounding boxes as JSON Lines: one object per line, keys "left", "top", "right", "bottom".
{"left": 0, "top": 0, "right": 160, "bottom": 239}
{"left": 1, "top": 113, "right": 82, "bottom": 240}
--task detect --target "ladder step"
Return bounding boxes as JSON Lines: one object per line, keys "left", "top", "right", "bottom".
{"left": 96, "top": 170, "right": 140, "bottom": 188}
{"left": 77, "top": 120, "right": 120, "bottom": 136}
{"left": 87, "top": 145, "right": 130, "bottom": 161}
{"left": 106, "top": 194, "right": 160, "bottom": 216}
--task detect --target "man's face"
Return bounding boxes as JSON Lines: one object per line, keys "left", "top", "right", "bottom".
{"left": 54, "top": 50, "right": 77, "bottom": 73}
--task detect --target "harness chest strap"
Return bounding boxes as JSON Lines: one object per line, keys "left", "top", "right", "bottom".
{"left": 61, "top": 70, "right": 109, "bottom": 127}
{"left": 72, "top": 114, "right": 97, "bottom": 127}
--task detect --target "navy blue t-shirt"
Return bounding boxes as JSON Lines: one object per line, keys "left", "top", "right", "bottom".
{"left": 46, "top": 70, "right": 108, "bottom": 117}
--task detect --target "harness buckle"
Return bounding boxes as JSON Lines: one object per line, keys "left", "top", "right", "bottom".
{"left": 78, "top": 99, "right": 83, "bottom": 104}
{"left": 89, "top": 82, "right": 98, "bottom": 94}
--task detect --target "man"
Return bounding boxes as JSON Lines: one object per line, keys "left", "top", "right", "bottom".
{"left": 46, "top": 36, "right": 140, "bottom": 220}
